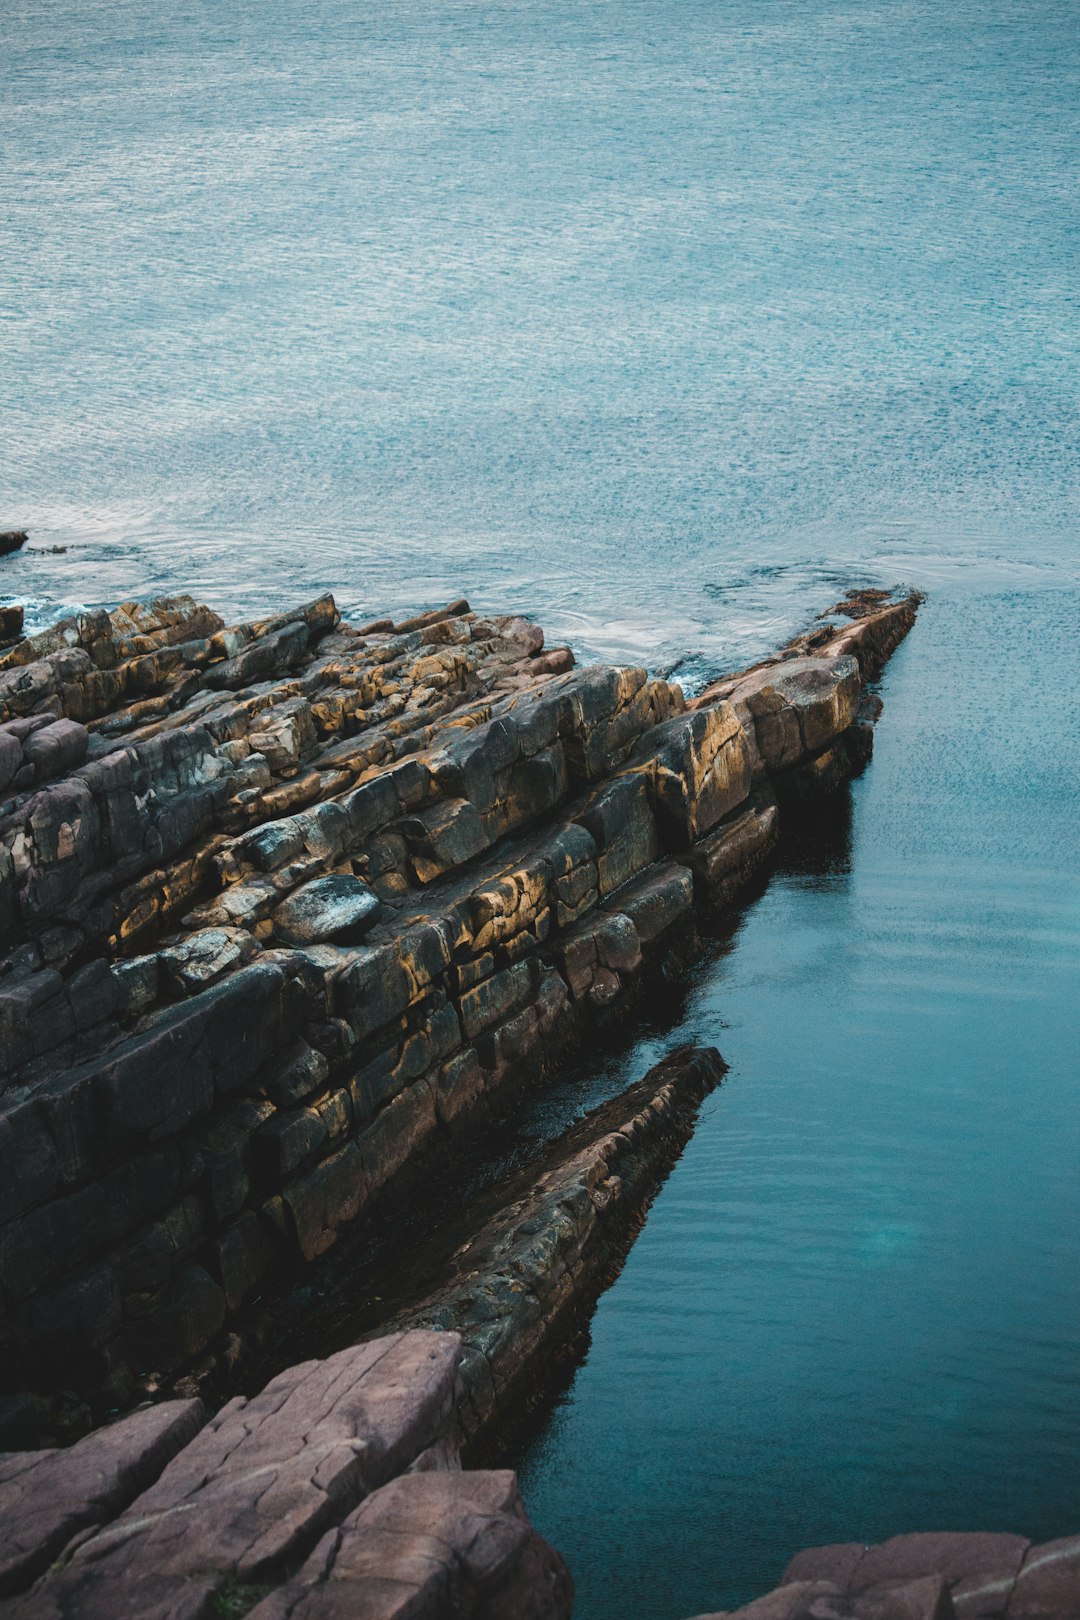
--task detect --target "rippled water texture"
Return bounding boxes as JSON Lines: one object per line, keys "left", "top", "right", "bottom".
{"left": 515, "top": 586, "right": 1080, "bottom": 1616}
{"left": 4, "top": 0, "right": 1078, "bottom": 668}
{"left": 4, "top": 2, "right": 1079, "bottom": 1615}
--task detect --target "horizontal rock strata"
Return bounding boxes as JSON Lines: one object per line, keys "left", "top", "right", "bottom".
{"left": 0, "top": 585, "right": 918, "bottom": 1414}
{"left": 0, "top": 1329, "right": 571, "bottom": 1620}
{"left": 692, "top": 1528, "right": 1080, "bottom": 1620}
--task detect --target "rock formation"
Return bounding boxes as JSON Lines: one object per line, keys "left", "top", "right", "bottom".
{"left": 0, "top": 1329, "right": 573, "bottom": 1620}
{"left": 690, "top": 1527, "right": 1080, "bottom": 1620}
{"left": 0, "top": 584, "right": 919, "bottom": 1429}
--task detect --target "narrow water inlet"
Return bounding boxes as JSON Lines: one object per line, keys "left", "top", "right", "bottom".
{"left": 513, "top": 582, "right": 1080, "bottom": 1620}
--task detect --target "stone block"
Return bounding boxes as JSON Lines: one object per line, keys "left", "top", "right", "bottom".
{"left": 254, "top": 1088, "right": 353, "bottom": 1183}
{"left": 20, "top": 718, "right": 89, "bottom": 783}
{"left": 1, "top": 1334, "right": 461, "bottom": 1620}
{"left": 730, "top": 654, "right": 860, "bottom": 770}
{"left": 642, "top": 702, "right": 752, "bottom": 846}
{"left": 264, "top": 1040, "right": 330, "bottom": 1107}
{"left": 434, "top": 1047, "right": 487, "bottom": 1132}
{"left": 158, "top": 926, "right": 257, "bottom": 996}
{"left": 274, "top": 875, "right": 381, "bottom": 945}
{"left": 0, "top": 1398, "right": 206, "bottom": 1599}
{"left": 457, "top": 960, "right": 537, "bottom": 1040}
{"left": 687, "top": 796, "right": 780, "bottom": 900}
{"left": 246, "top": 1469, "right": 573, "bottom": 1620}
{"left": 358, "top": 1077, "right": 439, "bottom": 1201}
{"left": 399, "top": 796, "right": 488, "bottom": 884}
{"left": 214, "top": 1211, "right": 275, "bottom": 1312}
{"left": 614, "top": 861, "right": 694, "bottom": 945}
{"left": 576, "top": 773, "right": 658, "bottom": 896}
{"left": 280, "top": 1142, "right": 368, "bottom": 1261}
{"left": 1007, "top": 1536, "right": 1080, "bottom": 1618}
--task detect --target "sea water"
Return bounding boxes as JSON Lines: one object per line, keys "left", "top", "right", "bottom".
{"left": 4, "top": 1, "right": 1079, "bottom": 1614}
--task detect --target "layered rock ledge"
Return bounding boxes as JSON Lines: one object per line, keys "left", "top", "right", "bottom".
{"left": 0, "top": 584, "right": 918, "bottom": 1425}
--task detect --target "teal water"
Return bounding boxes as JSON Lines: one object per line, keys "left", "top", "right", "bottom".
{"left": 4, "top": 2, "right": 1079, "bottom": 1615}
{"left": 515, "top": 586, "right": 1080, "bottom": 1615}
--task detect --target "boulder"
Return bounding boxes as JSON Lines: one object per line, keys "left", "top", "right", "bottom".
{"left": 274, "top": 875, "right": 382, "bottom": 945}
{"left": 246, "top": 1469, "right": 573, "bottom": 1620}
{"left": 727, "top": 654, "right": 860, "bottom": 770}
{"left": 2, "top": 1333, "right": 462, "bottom": 1620}
{"left": 0, "top": 1398, "right": 206, "bottom": 1597}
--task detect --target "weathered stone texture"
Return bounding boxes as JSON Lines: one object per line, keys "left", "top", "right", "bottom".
{"left": 1, "top": 1333, "right": 461, "bottom": 1620}
{"left": 693, "top": 1524, "right": 1080, "bottom": 1620}
{"left": 0, "top": 1399, "right": 206, "bottom": 1598}
{"left": 0, "top": 587, "right": 918, "bottom": 1406}
{"left": 384, "top": 1045, "right": 727, "bottom": 1443}
{"left": 247, "top": 1469, "right": 573, "bottom": 1620}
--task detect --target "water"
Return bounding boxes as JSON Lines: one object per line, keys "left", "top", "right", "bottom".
{"left": 4, "top": 1, "right": 1079, "bottom": 1614}
{"left": 4, "top": 0, "right": 1078, "bottom": 669}
{"left": 515, "top": 588, "right": 1080, "bottom": 1616}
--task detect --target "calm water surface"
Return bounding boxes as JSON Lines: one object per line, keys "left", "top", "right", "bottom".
{"left": 4, "top": 1, "right": 1079, "bottom": 1614}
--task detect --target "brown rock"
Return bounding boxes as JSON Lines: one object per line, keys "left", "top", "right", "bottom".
{"left": 1008, "top": 1535, "right": 1080, "bottom": 1618}
{"left": 247, "top": 1469, "right": 573, "bottom": 1620}
{"left": 4, "top": 1333, "right": 461, "bottom": 1620}
{"left": 0, "top": 1398, "right": 205, "bottom": 1598}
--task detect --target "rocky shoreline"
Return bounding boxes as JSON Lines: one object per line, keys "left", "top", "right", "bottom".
{"left": 2, "top": 1324, "right": 1076, "bottom": 1619}
{"left": 0, "top": 582, "right": 917, "bottom": 1431}
{"left": 0, "top": 579, "right": 997, "bottom": 1617}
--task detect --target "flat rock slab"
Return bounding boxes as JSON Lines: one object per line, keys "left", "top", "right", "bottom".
{"left": 701, "top": 1574, "right": 955, "bottom": 1620}
{"left": 2, "top": 1332, "right": 460, "bottom": 1620}
{"left": 695, "top": 1528, "right": 1080, "bottom": 1620}
{"left": 0, "top": 1399, "right": 205, "bottom": 1598}
{"left": 247, "top": 1468, "right": 573, "bottom": 1620}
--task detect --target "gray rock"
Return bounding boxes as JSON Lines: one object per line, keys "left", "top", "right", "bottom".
{"left": 274, "top": 874, "right": 382, "bottom": 945}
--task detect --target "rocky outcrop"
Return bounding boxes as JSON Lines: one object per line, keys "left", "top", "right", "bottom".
{"left": 0, "top": 1330, "right": 571, "bottom": 1620}
{"left": 0, "top": 586, "right": 918, "bottom": 1417}
{"left": 379, "top": 1045, "right": 726, "bottom": 1445}
{"left": 0, "top": 534, "right": 27, "bottom": 560}
{"left": 691, "top": 1528, "right": 1080, "bottom": 1620}
{"left": 0, "top": 1399, "right": 205, "bottom": 1597}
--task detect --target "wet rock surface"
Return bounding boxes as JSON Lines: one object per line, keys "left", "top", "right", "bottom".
{"left": 0, "top": 584, "right": 917, "bottom": 1427}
